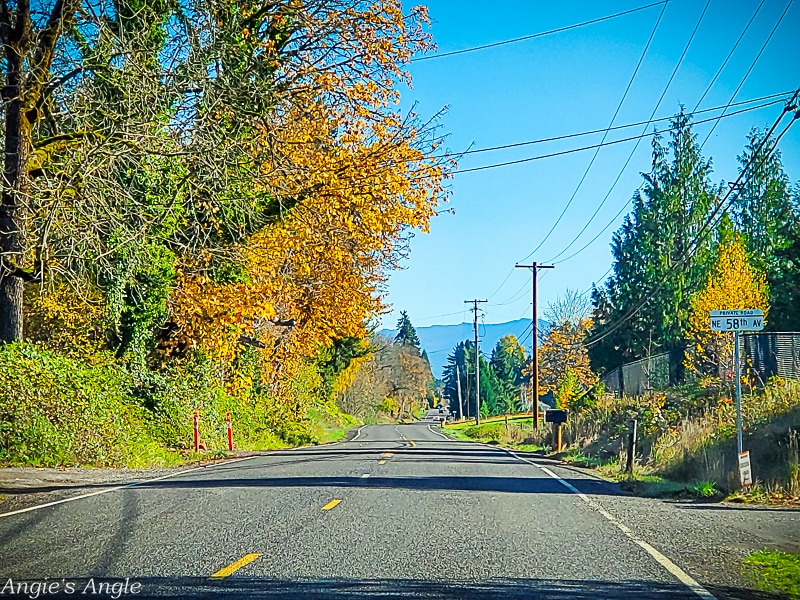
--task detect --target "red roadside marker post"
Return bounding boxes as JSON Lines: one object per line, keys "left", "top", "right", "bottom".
{"left": 226, "top": 412, "right": 234, "bottom": 451}
{"left": 193, "top": 411, "right": 200, "bottom": 453}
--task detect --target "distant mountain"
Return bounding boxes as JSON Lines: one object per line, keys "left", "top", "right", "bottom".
{"left": 380, "top": 318, "right": 549, "bottom": 379}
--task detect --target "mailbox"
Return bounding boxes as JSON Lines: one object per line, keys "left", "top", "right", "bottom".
{"left": 545, "top": 409, "right": 568, "bottom": 424}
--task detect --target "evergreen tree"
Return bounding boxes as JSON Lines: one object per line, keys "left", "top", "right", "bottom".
{"left": 442, "top": 341, "right": 470, "bottom": 418}
{"left": 442, "top": 340, "right": 502, "bottom": 417}
{"left": 590, "top": 112, "right": 717, "bottom": 372}
{"left": 768, "top": 202, "right": 800, "bottom": 331}
{"left": 733, "top": 130, "right": 797, "bottom": 331}
{"left": 733, "top": 129, "right": 794, "bottom": 270}
{"left": 394, "top": 310, "right": 421, "bottom": 350}
{"left": 490, "top": 335, "right": 526, "bottom": 414}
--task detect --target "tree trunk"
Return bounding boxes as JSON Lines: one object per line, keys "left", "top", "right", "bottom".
{"left": 0, "top": 53, "right": 31, "bottom": 344}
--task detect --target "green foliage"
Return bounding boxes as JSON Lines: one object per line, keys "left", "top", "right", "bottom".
{"left": 0, "top": 342, "right": 356, "bottom": 467}
{"left": 443, "top": 340, "right": 508, "bottom": 418}
{"left": 733, "top": 130, "right": 795, "bottom": 275}
{"left": 394, "top": 311, "right": 421, "bottom": 350}
{"left": 0, "top": 343, "right": 155, "bottom": 467}
{"left": 687, "top": 480, "right": 720, "bottom": 498}
{"left": 318, "top": 337, "right": 371, "bottom": 399}
{"left": 464, "top": 423, "right": 505, "bottom": 441}
{"left": 556, "top": 370, "right": 580, "bottom": 409}
{"left": 744, "top": 551, "right": 800, "bottom": 599}
{"left": 590, "top": 112, "right": 718, "bottom": 372}
{"left": 768, "top": 214, "right": 800, "bottom": 331}
{"left": 490, "top": 335, "right": 526, "bottom": 414}
{"left": 109, "top": 244, "right": 177, "bottom": 360}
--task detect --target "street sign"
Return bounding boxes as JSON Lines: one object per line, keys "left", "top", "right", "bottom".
{"left": 710, "top": 309, "right": 764, "bottom": 332}
{"left": 738, "top": 451, "right": 753, "bottom": 487}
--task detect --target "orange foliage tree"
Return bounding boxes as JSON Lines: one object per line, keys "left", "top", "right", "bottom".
{"left": 168, "top": 2, "right": 452, "bottom": 416}
{"left": 535, "top": 291, "right": 598, "bottom": 409}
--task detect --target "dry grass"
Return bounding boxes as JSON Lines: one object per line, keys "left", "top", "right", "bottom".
{"left": 561, "top": 378, "right": 800, "bottom": 496}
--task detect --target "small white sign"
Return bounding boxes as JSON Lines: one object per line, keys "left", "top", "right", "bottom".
{"left": 738, "top": 451, "right": 753, "bottom": 487}
{"left": 710, "top": 309, "right": 765, "bottom": 331}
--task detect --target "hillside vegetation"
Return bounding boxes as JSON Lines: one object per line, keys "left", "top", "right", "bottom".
{"left": 0, "top": 1, "right": 445, "bottom": 467}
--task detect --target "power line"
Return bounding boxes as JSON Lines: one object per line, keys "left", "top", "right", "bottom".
{"left": 701, "top": 0, "right": 795, "bottom": 147}
{"left": 448, "top": 91, "right": 790, "bottom": 159}
{"left": 545, "top": 0, "right": 774, "bottom": 266}
{"left": 411, "top": 1, "right": 668, "bottom": 62}
{"left": 561, "top": 1, "right": 795, "bottom": 292}
{"left": 452, "top": 97, "right": 787, "bottom": 175}
{"left": 581, "top": 94, "right": 799, "bottom": 350}
{"left": 517, "top": 0, "right": 669, "bottom": 264}
{"left": 459, "top": 91, "right": 789, "bottom": 305}
{"left": 692, "top": 0, "right": 766, "bottom": 113}
{"left": 485, "top": 267, "right": 516, "bottom": 300}
{"left": 544, "top": 0, "right": 711, "bottom": 263}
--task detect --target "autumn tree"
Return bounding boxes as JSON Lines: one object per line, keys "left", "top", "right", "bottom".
{"left": 685, "top": 233, "right": 769, "bottom": 378}
{"left": 335, "top": 335, "right": 432, "bottom": 420}
{"left": 1, "top": 0, "right": 442, "bottom": 349}
{"left": 538, "top": 291, "right": 598, "bottom": 410}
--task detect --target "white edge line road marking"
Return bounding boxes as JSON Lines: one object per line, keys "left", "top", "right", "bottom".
{"left": 495, "top": 445, "right": 717, "bottom": 600}
{"left": 427, "top": 424, "right": 450, "bottom": 440}
{"left": 0, "top": 456, "right": 260, "bottom": 520}
{"left": 351, "top": 425, "right": 366, "bottom": 442}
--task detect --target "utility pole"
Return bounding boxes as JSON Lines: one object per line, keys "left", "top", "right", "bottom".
{"left": 465, "top": 299, "right": 487, "bottom": 425}
{"left": 456, "top": 364, "right": 464, "bottom": 422}
{"left": 515, "top": 262, "right": 554, "bottom": 429}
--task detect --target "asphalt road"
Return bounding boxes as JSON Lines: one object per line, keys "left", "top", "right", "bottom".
{"left": 1, "top": 423, "right": 798, "bottom": 599}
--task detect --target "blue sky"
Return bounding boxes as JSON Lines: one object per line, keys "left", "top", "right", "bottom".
{"left": 381, "top": 0, "right": 800, "bottom": 335}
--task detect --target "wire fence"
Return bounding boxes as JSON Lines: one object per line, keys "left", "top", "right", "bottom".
{"left": 601, "top": 332, "right": 800, "bottom": 397}
{"left": 743, "top": 332, "right": 800, "bottom": 383}
{"left": 601, "top": 351, "right": 672, "bottom": 397}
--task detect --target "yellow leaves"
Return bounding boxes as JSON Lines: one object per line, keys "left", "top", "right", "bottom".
{"left": 24, "top": 279, "right": 106, "bottom": 358}
{"left": 537, "top": 317, "right": 597, "bottom": 400}
{"left": 686, "top": 235, "right": 769, "bottom": 376}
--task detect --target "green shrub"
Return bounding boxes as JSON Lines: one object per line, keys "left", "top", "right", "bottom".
{"left": 688, "top": 480, "right": 720, "bottom": 498}
{"left": 0, "top": 343, "right": 155, "bottom": 466}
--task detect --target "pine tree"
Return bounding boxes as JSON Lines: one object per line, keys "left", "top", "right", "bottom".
{"left": 490, "top": 335, "right": 526, "bottom": 414}
{"left": 590, "top": 112, "right": 717, "bottom": 372}
{"left": 394, "top": 311, "right": 421, "bottom": 350}
{"left": 733, "top": 130, "right": 796, "bottom": 331}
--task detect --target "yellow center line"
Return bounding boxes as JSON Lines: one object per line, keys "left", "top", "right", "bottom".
{"left": 378, "top": 460, "right": 386, "bottom": 465}
{"left": 210, "top": 553, "right": 262, "bottom": 580}
{"left": 321, "top": 499, "right": 341, "bottom": 511}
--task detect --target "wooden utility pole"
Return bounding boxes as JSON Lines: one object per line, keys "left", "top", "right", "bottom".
{"left": 465, "top": 299, "right": 487, "bottom": 425}
{"left": 515, "top": 262, "right": 554, "bottom": 429}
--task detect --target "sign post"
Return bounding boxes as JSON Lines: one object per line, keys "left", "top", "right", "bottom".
{"left": 710, "top": 309, "right": 764, "bottom": 486}
{"left": 193, "top": 411, "right": 200, "bottom": 453}
{"left": 545, "top": 409, "right": 568, "bottom": 453}
{"left": 226, "top": 412, "right": 234, "bottom": 451}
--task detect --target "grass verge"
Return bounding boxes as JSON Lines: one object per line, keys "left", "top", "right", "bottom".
{"left": 442, "top": 420, "right": 544, "bottom": 453}
{"left": 744, "top": 550, "right": 800, "bottom": 599}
